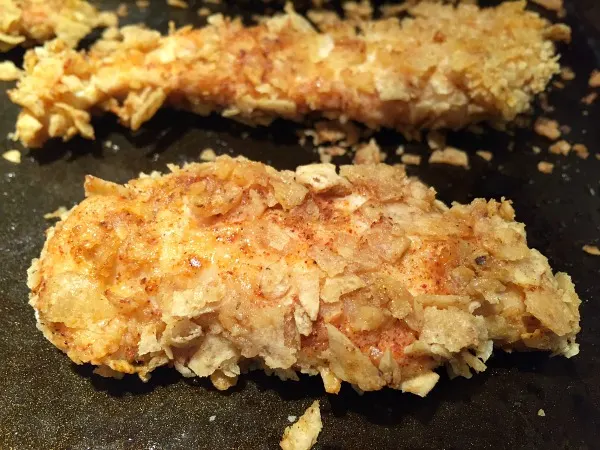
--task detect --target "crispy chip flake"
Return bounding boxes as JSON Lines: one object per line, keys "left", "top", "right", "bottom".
{"left": 280, "top": 401, "right": 322, "bottom": 450}
{"left": 29, "top": 156, "right": 581, "bottom": 395}
{"left": 582, "top": 245, "right": 600, "bottom": 256}
{"left": 537, "top": 161, "right": 554, "bottom": 174}
{"left": 429, "top": 147, "right": 469, "bottom": 168}
{"left": 2, "top": 149, "right": 21, "bottom": 163}
{"left": 589, "top": 70, "right": 600, "bottom": 88}
{"left": 534, "top": 117, "right": 561, "bottom": 140}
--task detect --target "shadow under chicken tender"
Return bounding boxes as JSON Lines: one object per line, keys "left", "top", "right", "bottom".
{"left": 10, "top": 1, "right": 567, "bottom": 148}
{"left": 0, "top": 0, "right": 117, "bottom": 51}
{"left": 28, "top": 156, "right": 580, "bottom": 395}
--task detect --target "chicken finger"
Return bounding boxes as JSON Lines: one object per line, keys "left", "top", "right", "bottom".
{"left": 0, "top": 0, "right": 117, "bottom": 51}
{"left": 10, "top": 1, "right": 567, "bottom": 148}
{"left": 28, "top": 156, "right": 581, "bottom": 395}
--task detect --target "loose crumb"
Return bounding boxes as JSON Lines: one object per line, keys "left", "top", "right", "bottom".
{"left": 537, "top": 408, "right": 546, "bottom": 417}
{"left": 548, "top": 140, "right": 571, "bottom": 156}
{"left": 560, "top": 67, "right": 575, "bottom": 81}
{"left": 353, "top": 139, "right": 385, "bottom": 165}
{"left": 116, "top": 3, "right": 128, "bottom": 17}
{"left": 532, "top": 146, "right": 542, "bottom": 154}
{"left": 552, "top": 80, "right": 565, "bottom": 90}
{"left": 43, "top": 206, "right": 69, "bottom": 220}
{"left": 538, "top": 93, "right": 554, "bottom": 113}
{"left": 167, "top": 0, "right": 188, "bottom": 8}
{"left": 401, "top": 154, "right": 421, "bottom": 165}
{"left": 395, "top": 145, "right": 405, "bottom": 156}
{"left": 581, "top": 92, "right": 597, "bottom": 105}
{"left": 198, "top": 7, "right": 211, "bottom": 16}
{"left": 2, "top": 149, "right": 21, "bottom": 164}
{"left": 583, "top": 245, "right": 600, "bottom": 256}
{"left": 200, "top": 148, "right": 217, "bottom": 161}
{"left": 136, "top": 0, "right": 149, "bottom": 8}
{"left": 534, "top": 117, "right": 561, "bottom": 140}
{"left": 537, "top": 161, "right": 554, "bottom": 174}
{"left": 280, "top": 401, "right": 322, "bottom": 450}
{"left": 572, "top": 144, "right": 589, "bottom": 159}
{"left": 0, "top": 61, "right": 22, "bottom": 81}
{"left": 428, "top": 147, "right": 469, "bottom": 168}
{"left": 476, "top": 150, "right": 493, "bottom": 161}
{"left": 426, "top": 130, "right": 445, "bottom": 151}
{"left": 530, "top": 0, "right": 563, "bottom": 12}
{"left": 209, "top": 415, "right": 216, "bottom": 422}
{"left": 318, "top": 145, "right": 346, "bottom": 164}
{"left": 287, "top": 416, "right": 297, "bottom": 423}
{"left": 589, "top": 70, "right": 600, "bottom": 88}
{"left": 467, "top": 124, "right": 485, "bottom": 135}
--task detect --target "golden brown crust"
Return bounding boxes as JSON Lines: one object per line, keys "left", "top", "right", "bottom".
{"left": 10, "top": 1, "right": 562, "bottom": 147}
{"left": 28, "top": 156, "right": 581, "bottom": 394}
{"left": 0, "top": 0, "right": 117, "bottom": 51}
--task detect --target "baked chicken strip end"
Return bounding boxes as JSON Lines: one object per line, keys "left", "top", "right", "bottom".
{"left": 0, "top": 0, "right": 117, "bottom": 51}
{"left": 10, "top": 1, "right": 567, "bottom": 148}
{"left": 28, "top": 157, "right": 580, "bottom": 395}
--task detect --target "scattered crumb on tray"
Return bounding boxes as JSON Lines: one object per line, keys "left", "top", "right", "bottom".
{"left": 476, "top": 150, "right": 493, "bottom": 161}
{"left": 581, "top": 92, "right": 597, "bottom": 105}
{"left": 534, "top": 117, "right": 561, "bottom": 140}
{"left": 353, "top": 139, "right": 385, "bottom": 164}
{"left": 530, "top": 0, "right": 563, "bottom": 12}
{"left": 280, "top": 401, "right": 322, "bottom": 450}
{"left": 167, "top": 0, "right": 189, "bottom": 8}
{"left": 552, "top": 80, "right": 565, "bottom": 89}
{"left": 532, "top": 146, "right": 542, "bottom": 154}
{"left": 2, "top": 149, "right": 21, "bottom": 164}
{"left": 395, "top": 145, "right": 405, "bottom": 155}
{"left": 116, "top": 3, "right": 128, "bottom": 17}
{"left": 198, "top": 7, "right": 211, "bottom": 16}
{"left": 209, "top": 415, "right": 216, "bottom": 422}
{"left": 318, "top": 145, "right": 346, "bottom": 163}
{"left": 401, "top": 154, "right": 421, "bottom": 165}
{"left": 560, "top": 66, "right": 575, "bottom": 81}
{"left": 549, "top": 140, "right": 571, "bottom": 156}
{"left": 428, "top": 147, "right": 469, "bottom": 168}
{"left": 200, "top": 148, "right": 217, "bottom": 161}
{"left": 582, "top": 245, "right": 600, "bottom": 256}
{"left": 287, "top": 416, "right": 297, "bottom": 423}
{"left": 537, "top": 161, "right": 554, "bottom": 174}
{"left": 589, "top": 70, "right": 600, "bottom": 88}
{"left": 537, "top": 408, "right": 546, "bottom": 417}
{"left": 426, "top": 130, "right": 445, "bottom": 150}
{"left": 43, "top": 206, "right": 69, "bottom": 220}
{"left": 572, "top": 144, "right": 589, "bottom": 159}
{"left": 136, "top": 0, "right": 149, "bottom": 8}
{"left": 0, "top": 61, "right": 22, "bottom": 81}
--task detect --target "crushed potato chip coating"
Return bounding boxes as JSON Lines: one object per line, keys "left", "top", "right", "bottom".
{"left": 28, "top": 156, "right": 581, "bottom": 395}
{"left": 0, "top": 0, "right": 117, "bottom": 51}
{"left": 9, "top": 1, "right": 563, "bottom": 148}
{"left": 280, "top": 401, "right": 322, "bottom": 450}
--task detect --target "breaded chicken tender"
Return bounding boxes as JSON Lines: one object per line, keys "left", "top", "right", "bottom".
{"left": 0, "top": 0, "right": 117, "bottom": 51}
{"left": 28, "top": 156, "right": 580, "bottom": 395}
{"left": 10, "top": 1, "right": 565, "bottom": 148}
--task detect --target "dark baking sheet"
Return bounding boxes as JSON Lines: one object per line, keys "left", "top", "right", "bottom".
{"left": 1, "top": 1, "right": 599, "bottom": 448}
